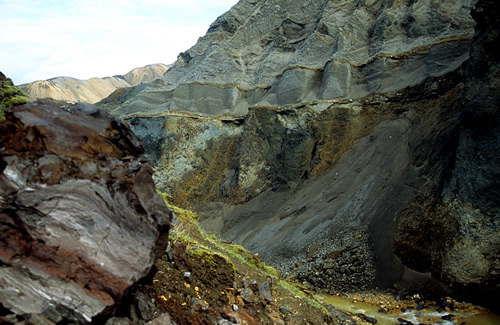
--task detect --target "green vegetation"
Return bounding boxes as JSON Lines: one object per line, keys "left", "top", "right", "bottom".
{"left": 157, "top": 190, "right": 198, "bottom": 223}
{"left": 0, "top": 73, "right": 31, "bottom": 122}
{"left": 154, "top": 190, "right": 333, "bottom": 324}
{"left": 158, "top": 189, "right": 282, "bottom": 279}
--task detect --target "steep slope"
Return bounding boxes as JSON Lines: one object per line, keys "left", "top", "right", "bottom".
{"left": 103, "top": 0, "right": 498, "bottom": 310}
{"left": 105, "top": 0, "right": 475, "bottom": 117}
{"left": 19, "top": 63, "right": 169, "bottom": 104}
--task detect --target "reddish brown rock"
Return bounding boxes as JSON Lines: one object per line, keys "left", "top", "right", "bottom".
{"left": 0, "top": 100, "right": 171, "bottom": 323}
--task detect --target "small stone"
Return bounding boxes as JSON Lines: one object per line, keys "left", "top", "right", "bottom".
{"left": 378, "top": 307, "right": 388, "bottom": 313}
{"left": 24, "top": 314, "right": 57, "bottom": 325}
{"left": 217, "top": 320, "right": 234, "bottom": 325}
{"left": 327, "top": 305, "right": 356, "bottom": 323}
{"left": 259, "top": 280, "right": 273, "bottom": 302}
{"left": 323, "top": 262, "right": 335, "bottom": 270}
{"left": 183, "top": 271, "right": 191, "bottom": 278}
{"left": 356, "top": 313, "right": 377, "bottom": 324}
{"left": 444, "top": 299, "right": 455, "bottom": 310}
{"left": 240, "top": 287, "right": 254, "bottom": 303}
{"left": 192, "top": 298, "right": 209, "bottom": 311}
{"left": 441, "top": 314, "right": 454, "bottom": 321}
{"left": 106, "top": 317, "right": 132, "bottom": 325}
{"left": 145, "top": 313, "right": 172, "bottom": 325}
{"left": 279, "top": 305, "right": 293, "bottom": 315}
{"left": 165, "top": 242, "right": 173, "bottom": 262}
{"left": 136, "top": 292, "right": 155, "bottom": 321}
{"left": 301, "top": 281, "right": 313, "bottom": 290}
{"left": 397, "top": 318, "right": 414, "bottom": 325}
{"left": 236, "top": 295, "right": 244, "bottom": 306}
{"left": 267, "top": 311, "right": 285, "bottom": 325}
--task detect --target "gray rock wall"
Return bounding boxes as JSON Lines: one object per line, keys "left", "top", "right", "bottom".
{"left": 106, "top": 0, "right": 476, "bottom": 118}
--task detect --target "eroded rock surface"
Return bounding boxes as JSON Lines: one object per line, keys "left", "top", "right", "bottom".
{"left": 104, "top": 0, "right": 476, "bottom": 117}
{"left": 0, "top": 100, "right": 171, "bottom": 323}
{"left": 101, "top": 0, "right": 498, "bottom": 309}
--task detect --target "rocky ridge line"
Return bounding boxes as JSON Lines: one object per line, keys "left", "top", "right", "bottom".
{"left": 19, "top": 63, "right": 169, "bottom": 104}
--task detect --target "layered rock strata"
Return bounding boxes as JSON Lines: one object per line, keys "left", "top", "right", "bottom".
{"left": 0, "top": 100, "right": 171, "bottom": 323}
{"left": 106, "top": 0, "right": 475, "bottom": 118}
{"left": 103, "top": 0, "right": 498, "bottom": 308}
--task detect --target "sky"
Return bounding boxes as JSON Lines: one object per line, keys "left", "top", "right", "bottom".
{"left": 0, "top": 0, "right": 239, "bottom": 85}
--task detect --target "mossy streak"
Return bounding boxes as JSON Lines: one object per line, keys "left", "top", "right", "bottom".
{"left": 155, "top": 189, "right": 333, "bottom": 322}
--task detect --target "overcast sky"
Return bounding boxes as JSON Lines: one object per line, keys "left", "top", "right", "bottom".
{"left": 0, "top": 0, "right": 238, "bottom": 85}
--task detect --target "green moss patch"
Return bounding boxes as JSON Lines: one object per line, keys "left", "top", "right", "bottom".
{"left": 0, "top": 72, "right": 31, "bottom": 122}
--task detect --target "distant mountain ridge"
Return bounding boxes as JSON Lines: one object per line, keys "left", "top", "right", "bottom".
{"left": 19, "top": 63, "right": 169, "bottom": 104}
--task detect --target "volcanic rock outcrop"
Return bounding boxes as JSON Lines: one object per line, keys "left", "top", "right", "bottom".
{"left": 20, "top": 63, "right": 169, "bottom": 104}
{"left": 0, "top": 100, "right": 171, "bottom": 323}
{"left": 102, "top": 0, "right": 499, "bottom": 309}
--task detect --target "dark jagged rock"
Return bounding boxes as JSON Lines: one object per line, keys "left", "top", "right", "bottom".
{"left": 259, "top": 280, "right": 273, "bottom": 302}
{"left": 326, "top": 305, "right": 357, "bottom": 324}
{"left": 356, "top": 313, "right": 377, "bottom": 324}
{"left": 393, "top": 0, "right": 500, "bottom": 310}
{"left": 0, "top": 99, "right": 172, "bottom": 323}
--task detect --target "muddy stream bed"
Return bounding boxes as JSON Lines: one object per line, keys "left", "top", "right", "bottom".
{"left": 315, "top": 293, "right": 500, "bottom": 325}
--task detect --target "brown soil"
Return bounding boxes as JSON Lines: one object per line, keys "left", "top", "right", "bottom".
{"left": 141, "top": 197, "right": 341, "bottom": 324}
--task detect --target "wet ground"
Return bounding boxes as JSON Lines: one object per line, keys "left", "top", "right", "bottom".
{"left": 317, "top": 291, "right": 500, "bottom": 325}
{"left": 142, "top": 194, "right": 500, "bottom": 325}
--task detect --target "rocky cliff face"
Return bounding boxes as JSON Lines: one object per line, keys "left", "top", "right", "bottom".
{"left": 0, "top": 100, "right": 171, "bottom": 323}
{"left": 19, "top": 63, "right": 169, "bottom": 104}
{"left": 394, "top": 0, "right": 499, "bottom": 306}
{"left": 106, "top": 0, "right": 475, "bottom": 118}
{"left": 103, "top": 0, "right": 498, "bottom": 309}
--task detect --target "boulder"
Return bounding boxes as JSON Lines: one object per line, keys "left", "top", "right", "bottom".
{"left": 0, "top": 100, "right": 171, "bottom": 323}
